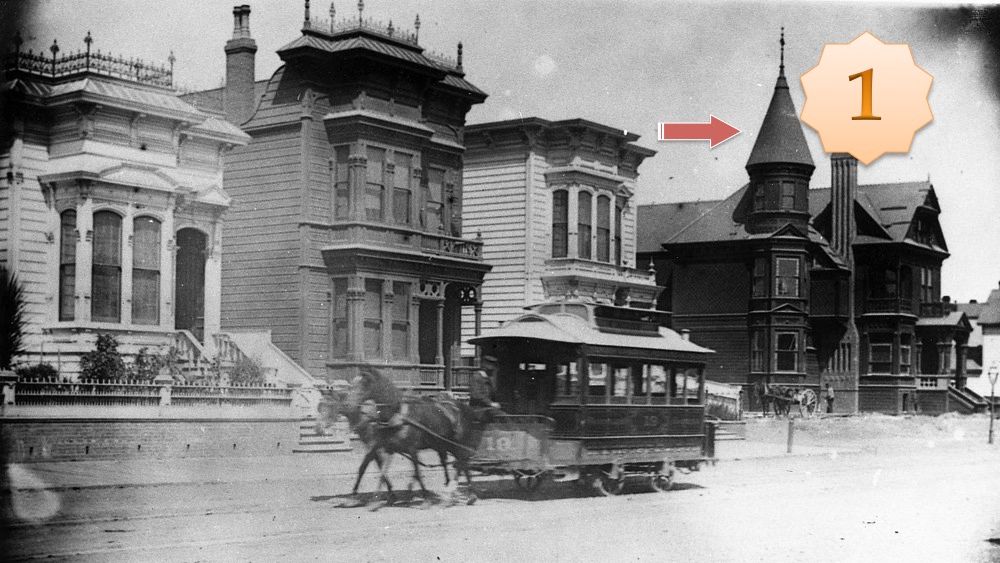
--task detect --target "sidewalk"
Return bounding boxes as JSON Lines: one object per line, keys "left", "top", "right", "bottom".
{"left": 3, "top": 440, "right": 857, "bottom": 492}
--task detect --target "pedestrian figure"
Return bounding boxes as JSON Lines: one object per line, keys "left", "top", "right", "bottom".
{"left": 825, "top": 383, "right": 835, "bottom": 413}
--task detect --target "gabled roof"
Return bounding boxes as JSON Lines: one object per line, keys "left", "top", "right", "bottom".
{"left": 746, "top": 71, "right": 814, "bottom": 168}
{"left": 916, "top": 311, "right": 972, "bottom": 332}
{"left": 640, "top": 180, "right": 940, "bottom": 255}
{"left": 980, "top": 289, "right": 1000, "bottom": 325}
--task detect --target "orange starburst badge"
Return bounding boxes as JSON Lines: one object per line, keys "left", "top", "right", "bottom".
{"left": 800, "top": 32, "right": 933, "bottom": 165}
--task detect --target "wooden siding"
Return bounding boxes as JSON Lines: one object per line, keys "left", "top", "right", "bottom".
{"left": 10, "top": 142, "right": 55, "bottom": 348}
{"left": 302, "top": 267, "right": 331, "bottom": 375}
{"left": 462, "top": 150, "right": 529, "bottom": 342}
{"left": 672, "top": 261, "right": 749, "bottom": 314}
{"left": 221, "top": 127, "right": 303, "bottom": 360}
{"left": 674, "top": 314, "right": 748, "bottom": 385}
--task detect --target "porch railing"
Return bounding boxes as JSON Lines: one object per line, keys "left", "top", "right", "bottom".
{"left": 9, "top": 377, "right": 292, "bottom": 408}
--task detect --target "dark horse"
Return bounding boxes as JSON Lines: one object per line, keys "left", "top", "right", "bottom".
{"left": 322, "top": 368, "right": 482, "bottom": 506}
{"left": 318, "top": 384, "right": 451, "bottom": 499}
{"left": 752, "top": 380, "right": 793, "bottom": 417}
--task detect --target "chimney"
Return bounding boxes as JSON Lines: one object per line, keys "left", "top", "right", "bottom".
{"left": 224, "top": 5, "right": 257, "bottom": 125}
{"left": 680, "top": 329, "right": 690, "bottom": 341}
{"left": 830, "top": 153, "right": 857, "bottom": 263}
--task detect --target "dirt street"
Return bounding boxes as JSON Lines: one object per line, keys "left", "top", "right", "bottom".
{"left": 4, "top": 415, "right": 1000, "bottom": 562}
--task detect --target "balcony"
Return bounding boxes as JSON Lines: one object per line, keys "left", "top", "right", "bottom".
{"left": 541, "top": 257, "right": 660, "bottom": 307}
{"left": 320, "top": 221, "right": 484, "bottom": 262}
{"left": 919, "top": 301, "right": 958, "bottom": 318}
{"left": 865, "top": 298, "right": 914, "bottom": 315}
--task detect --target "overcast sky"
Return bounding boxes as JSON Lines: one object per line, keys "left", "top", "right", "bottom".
{"left": 7, "top": 0, "right": 999, "bottom": 302}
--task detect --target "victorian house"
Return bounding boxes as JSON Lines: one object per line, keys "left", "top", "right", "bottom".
{"left": 0, "top": 31, "right": 252, "bottom": 376}
{"left": 192, "top": 4, "right": 491, "bottom": 389}
{"left": 637, "top": 43, "right": 971, "bottom": 414}
{"left": 462, "top": 117, "right": 659, "bottom": 346}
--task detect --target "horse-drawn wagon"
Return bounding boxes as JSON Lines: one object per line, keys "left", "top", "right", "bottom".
{"left": 465, "top": 301, "right": 718, "bottom": 495}
{"left": 753, "top": 381, "right": 819, "bottom": 417}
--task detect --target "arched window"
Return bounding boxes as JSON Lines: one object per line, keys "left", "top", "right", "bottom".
{"left": 552, "top": 190, "right": 568, "bottom": 258}
{"left": 596, "top": 195, "right": 611, "bottom": 262}
{"left": 578, "top": 191, "right": 592, "bottom": 260}
{"left": 132, "top": 216, "right": 161, "bottom": 325}
{"left": 92, "top": 211, "right": 122, "bottom": 322}
{"left": 59, "top": 210, "right": 76, "bottom": 321}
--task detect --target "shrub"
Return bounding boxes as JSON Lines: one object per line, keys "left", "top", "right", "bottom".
{"left": 80, "top": 334, "right": 127, "bottom": 380}
{"left": 15, "top": 362, "right": 58, "bottom": 380}
{"left": 129, "top": 347, "right": 163, "bottom": 381}
{"left": 228, "top": 356, "right": 265, "bottom": 386}
{"left": 0, "top": 264, "right": 25, "bottom": 370}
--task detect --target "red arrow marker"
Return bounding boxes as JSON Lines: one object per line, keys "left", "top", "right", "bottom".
{"left": 658, "top": 115, "right": 741, "bottom": 148}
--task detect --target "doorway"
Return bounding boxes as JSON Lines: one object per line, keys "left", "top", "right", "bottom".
{"left": 175, "top": 228, "right": 206, "bottom": 342}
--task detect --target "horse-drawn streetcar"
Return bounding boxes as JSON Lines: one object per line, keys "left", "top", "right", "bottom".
{"left": 466, "top": 300, "right": 718, "bottom": 495}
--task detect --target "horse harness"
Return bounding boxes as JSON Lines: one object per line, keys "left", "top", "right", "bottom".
{"left": 366, "top": 399, "right": 478, "bottom": 456}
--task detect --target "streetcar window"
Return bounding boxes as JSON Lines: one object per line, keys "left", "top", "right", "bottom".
{"left": 556, "top": 363, "right": 579, "bottom": 397}
{"left": 648, "top": 365, "right": 667, "bottom": 396}
{"left": 612, "top": 366, "right": 630, "bottom": 398}
{"left": 588, "top": 363, "right": 608, "bottom": 397}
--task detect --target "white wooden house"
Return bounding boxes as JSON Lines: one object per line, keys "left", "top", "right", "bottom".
{"left": 0, "top": 32, "right": 254, "bottom": 376}
{"left": 461, "top": 118, "right": 659, "bottom": 358}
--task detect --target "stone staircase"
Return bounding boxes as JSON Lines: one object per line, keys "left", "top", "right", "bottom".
{"left": 293, "top": 418, "right": 353, "bottom": 454}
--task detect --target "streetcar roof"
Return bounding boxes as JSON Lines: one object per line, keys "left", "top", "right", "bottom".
{"left": 468, "top": 312, "right": 714, "bottom": 355}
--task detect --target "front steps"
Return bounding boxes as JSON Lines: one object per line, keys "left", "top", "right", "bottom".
{"left": 293, "top": 419, "right": 353, "bottom": 453}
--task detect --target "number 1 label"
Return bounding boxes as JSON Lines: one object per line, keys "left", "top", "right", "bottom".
{"left": 849, "top": 68, "right": 882, "bottom": 121}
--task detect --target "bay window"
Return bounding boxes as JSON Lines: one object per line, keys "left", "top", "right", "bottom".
{"left": 615, "top": 196, "right": 626, "bottom": 265}
{"left": 391, "top": 282, "right": 410, "bottom": 360}
{"left": 364, "top": 279, "right": 383, "bottom": 358}
{"left": 332, "top": 278, "right": 348, "bottom": 358}
{"left": 333, "top": 146, "right": 350, "bottom": 219}
{"left": 425, "top": 168, "right": 444, "bottom": 232}
{"left": 393, "top": 152, "right": 412, "bottom": 225}
{"left": 775, "top": 257, "right": 800, "bottom": 297}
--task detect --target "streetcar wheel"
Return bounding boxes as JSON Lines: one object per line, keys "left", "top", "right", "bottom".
{"left": 514, "top": 472, "right": 544, "bottom": 493}
{"left": 649, "top": 467, "right": 675, "bottom": 493}
{"left": 592, "top": 465, "right": 625, "bottom": 496}
{"left": 799, "top": 389, "right": 818, "bottom": 417}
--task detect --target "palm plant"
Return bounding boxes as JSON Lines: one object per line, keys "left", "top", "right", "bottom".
{"left": 0, "top": 264, "right": 26, "bottom": 370}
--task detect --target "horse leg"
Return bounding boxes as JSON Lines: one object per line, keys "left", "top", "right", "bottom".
{"left": 438, "top": 450, "right": 450, "bottom": 487}
{"left": 459, "top": 457, "right": 477, "bottom": 505}
{"left": 408, "top": 451, "right": 432, "bottom": 504}
{"left": 352, "top": 446, "right": 381, "bottom": 495}
{"left": 370, "top": 452, "right": 395, "bottom": 510}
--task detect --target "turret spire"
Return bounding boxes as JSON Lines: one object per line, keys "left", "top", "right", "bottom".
{"left": 779, "top": 26, "right": 785, "bottom": 77}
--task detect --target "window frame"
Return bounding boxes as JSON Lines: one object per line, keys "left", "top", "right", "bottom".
{"left": 331, "top": 278, "right": 349, "bottom": 359}
{"left": 578, "top": 191, "right": 593, "bottom": 260}
{"left": 596, "top": 195, "right": 611, "bottom": 263}
{"left": 779, "top": 181, "right": 796, "bottom": 210}
{"left": 774, "top": 257, "right": 800, "bottom": 298}
{"left": 91, "top": 210, "right": 122, "bottom": 323}
{"left": 365, "top": 146, "right": 386, "bottom": 221}
{"left": 424, "top": 167, "right": 445, "bottom": 233}
{"left": 333, "top": 145, "right": 351, "bottom": 220}
{"left": 751, "top": 330, "right": 766, "bottom": 372}
{"left": 552, "top": 189, "right": 569, "bottom": 258}
{"left": 392, "top": 151, "right": 414, "bottom": 225}
{"left": 131, "top": 215, "right": 161, "bottom": 325}
{"left": 363, "top": 278, "right": 383, "bottom": 359}
{"left": 390, "top": 281, "right": 411, "bottom": 360}
{"left": 59, "top": 209, "right": 77, "bottom": 321}
{"left": 774, "top": 331, "right": 799, "bottom": 373}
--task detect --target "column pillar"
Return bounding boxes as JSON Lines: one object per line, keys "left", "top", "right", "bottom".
{"left": 161, "top": 205, "right": 176, "bottom": 330}
{"left": 346, "top": 274, "right": 365, "bottom": 361}
{"left": 202, "top": 220, "right": 223, "bottom": 355}
{"left": 385, "top": 161, "right": 396, "bottom": 225}
{"left": 609, "top": 191, "right": 619, "bottom": 265}
{"left": 409, "top": 292, "right": 420, "bottom": 364}
{"left": 381, "top": 279, "right": 393, "bottom": 361}
{"left": 892, "top": 332, "right": 901, "bottom": 375}
{"left": 74, "top": 185, "right": 94, "bottom": 322}
{"left": 121, "top": 204, "right": 135, "bottom": 325}
{"left": 567, "top": 185, "right": 579, "bottom": 259}
{"left": 348, "top": 146, "right": 367, "bottom": 222}
{"left": 435, "top": 299, "right": 445, "bottom": 365}
{"left": 473, "top": 299, "right": 483, "bottom": 364}
{"left": 937, "top": 341, "right": 951, "bottom": 377}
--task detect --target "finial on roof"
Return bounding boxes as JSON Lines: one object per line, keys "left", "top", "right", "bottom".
{"left": 330, "top": 2, "right": 336, "bottom": 32}
{"left": 358, "top": 0, "right": 364, "bottom": 22}
{"left": 457, "top": 41, "right": 463, "bottom": 71}
{"left": 415, "top": 14, "right": 420, "bottom": 42}
{"left": 304, "top": 0, "right": 311, "bottom": 26}
{"left": 387, "top": 20, "right": 394, "bottom": 36}
{"left": 779, "top": 26, "right": 785, "bottom": 76}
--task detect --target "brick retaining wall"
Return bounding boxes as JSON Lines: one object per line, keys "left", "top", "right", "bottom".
{"left": 0, "top": 418, "right": 300, "bottom": 463}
